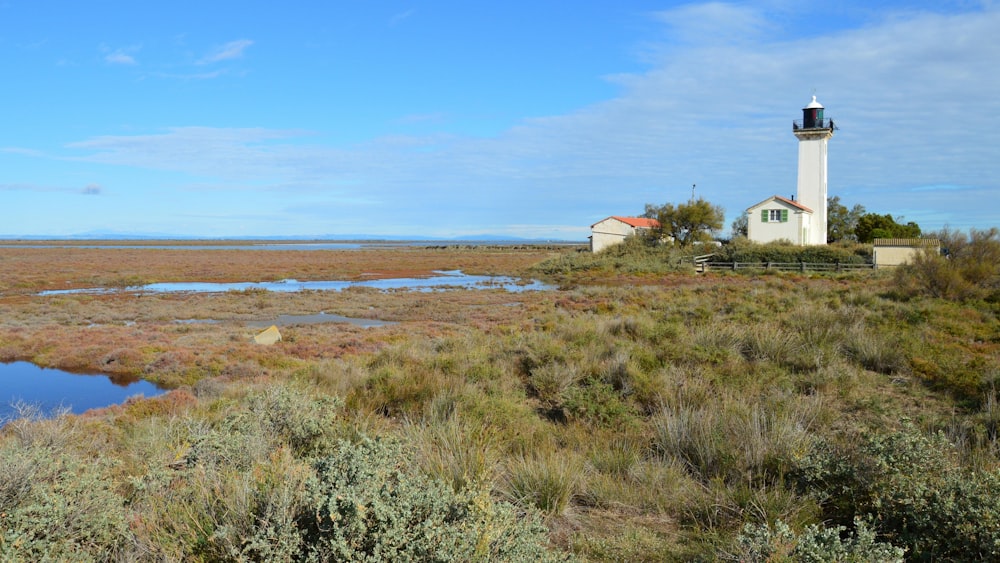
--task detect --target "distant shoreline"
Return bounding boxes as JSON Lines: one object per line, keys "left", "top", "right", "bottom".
{"left": 0, "top": 238, "right": 587, "bottom": 250}
{"left": 0, "top": 238, "right": 585, "bottom": 247}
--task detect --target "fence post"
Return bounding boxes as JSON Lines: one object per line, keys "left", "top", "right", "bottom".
{"left": 836, "top": 260, "right": 841, "bottom": 272}
{"left": 732, "top": 262, "right": 738, "bottom": 271}
{"left": 800, "top": 261, "right": 806, "bottom": 273}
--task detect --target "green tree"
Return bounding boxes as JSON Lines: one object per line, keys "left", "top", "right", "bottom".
{"left": 855, "top": 213, "right": 920, "bottom": 243}
{"left": 642, "top": 197, "right": 725, "bottom": 247}
{"left": 827, "top": 196, "right": 866, "bottom": 243}
{"left": 730, "top": 211, "right": 748, "bottom": 239}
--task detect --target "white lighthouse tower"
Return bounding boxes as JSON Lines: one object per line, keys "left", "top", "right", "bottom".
{"left": 793, "top": 96, "right": 834, "bottom": 245}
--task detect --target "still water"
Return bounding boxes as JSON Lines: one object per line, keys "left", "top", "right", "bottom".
{"left": 42, "top": 270, "right": 551, "bottom": 295}
{"left": 0, "top": 361, "right": 165, "bottom": 422}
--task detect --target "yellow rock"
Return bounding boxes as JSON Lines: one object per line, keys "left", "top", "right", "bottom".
{"left": 253, "top": 325, "right": 282, "bottom": 345}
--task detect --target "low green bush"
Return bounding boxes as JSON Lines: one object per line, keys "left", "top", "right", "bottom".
{"left": 793, "top": 424, "right": 1000, "bottom": 560}
{"left": 0, "top": 446, "right": 130, "bottom": 562}
{"left": 301, "top": 437, "right": 569, "bottom": 562}
{"left": 717, "top": 238, "right": 870, "bottom": 265}
{"left": 730, "top": 517, "right": 904, "bottom": 562}
{"left": 531, "top": 235, "right": 690, "bottom": 276}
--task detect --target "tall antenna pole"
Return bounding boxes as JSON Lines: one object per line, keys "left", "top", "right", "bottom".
{"left": 691, "top": 183, "right": 696, "bottom": 202}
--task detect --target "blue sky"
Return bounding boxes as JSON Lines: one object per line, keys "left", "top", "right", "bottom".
{"left": 1, "top": 1, "right": 998, "bottom": 240}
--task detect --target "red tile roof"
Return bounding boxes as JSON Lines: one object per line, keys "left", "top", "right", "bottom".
{"left": 772, "top": 195, "right": 813, "bottom": 212}
{"left": 605, "top": 216, "right": 661, "bottom": 228}
{"left": 747, "top": 195, "right": 813, "bottom": 213}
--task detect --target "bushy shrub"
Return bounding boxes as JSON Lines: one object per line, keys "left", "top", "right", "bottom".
{"left": 730, "top": 517, "right": 904, "bottom": 562}
{"left": 893, "top": 227, "right": 1000, "bottom": 301}
{"left": 718, "top": 238, "right": 870, "bottom": 265}
{"left": 794, "top": 424, "right": 1000, "bottom": 560}
{"left": 0, "top": 446, "right": 130, "bottom": 562}
{"left": 300, "top": 437, "right": 569, "bottom": 562}
{"left": 184, "top": 385, "right": 342, "bottom": 469}
{"left": 133, "top": 389, "right": 568, "bottom": 561}
{"left": 531, "top": 235, "right": 690, "bottom": 276}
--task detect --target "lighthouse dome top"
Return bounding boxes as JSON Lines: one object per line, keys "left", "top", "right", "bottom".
{"left": 804, "top": 95, "right": 824, "bottom": 109}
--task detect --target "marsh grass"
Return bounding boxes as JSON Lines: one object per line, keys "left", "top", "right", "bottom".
{"left": 653, "top": 395, "right": 818, "bottom": 484}
{"left": 402, "top": 415, "right": 501, "bottom": 492}
{"left": 589, "top": 436, "right": 644, "bottom": 478}
{"left": 502, "top": 450, "right": 586, "bottom": 518}
{"left": 2, "top": 245, "right": 1000, "bottom": 560}
{"left": 843, "top": 325, "right": 909, "bottom": 375}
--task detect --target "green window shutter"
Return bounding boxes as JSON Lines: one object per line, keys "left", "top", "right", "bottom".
{"left": 781, "top": 209, "right": 789, "bottom": 222}
{"left": 761, "top": 209, "right": 768, "bottom": 223}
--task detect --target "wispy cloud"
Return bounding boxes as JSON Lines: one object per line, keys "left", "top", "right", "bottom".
{"left": 1, "top": 182, "right": 80, "bottom": 194}
{"left": 1, "top": 147, "right": 46, "bottom": 157}
{"left": 102, "top": 44, "right": 140, "bottom": 65}
{"left": 198, "top": 39, "right": 253, "bottom": 64}
{"left": 105, "top": 51, "right": 136, "bottom": 65}
{"left": 148, "top": 70, "right": 228, "bottom": 81}
{"left": 651, "top": 2, "right": 773, "bottom": 45}
{"left": 910, "top": 184, "right": 969, "bottom": 192}
{"left": 390, "top": 9, "right": 415, "bottom": 27}
{"left": 396, "top": 112, "right": 447, "bottom": 124}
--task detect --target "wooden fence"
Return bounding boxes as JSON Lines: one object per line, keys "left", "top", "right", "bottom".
{"left": 695, "top": 260, "right": 876, "bottom": 274}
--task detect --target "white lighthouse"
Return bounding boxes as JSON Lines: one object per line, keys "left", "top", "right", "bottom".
{"left": 792, "top": 95, "right": 834, "bottom": 245}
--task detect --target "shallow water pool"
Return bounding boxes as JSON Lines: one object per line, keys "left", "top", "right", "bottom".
{"left": 1, "top": 361, "right": 165, "bottom": 422}
{"left": 41, "top": 270, "right": 552, "bottom": 295}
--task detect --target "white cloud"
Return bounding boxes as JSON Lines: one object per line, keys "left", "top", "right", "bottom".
{"left": 198, "top": 39, "right": 253, "bottom": 64}
{"left": 105, "top": 51, "right": 136, "bottom": 65}
{"left": 101, "top": 44, "right": 140, "bottom": 65}
{"left": 651, "top": 2, "right": 774, "bottom": 45}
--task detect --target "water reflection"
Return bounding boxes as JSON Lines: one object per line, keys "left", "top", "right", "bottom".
{"left": 1, "top": 361, "right": 165, "bottom": 422}
{"left": 42, "top": 270, "right": 551, "bottom": 295}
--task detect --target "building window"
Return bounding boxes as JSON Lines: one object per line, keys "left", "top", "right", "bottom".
{"left": 761, "top": 209, "right": 789, "bottom": 223}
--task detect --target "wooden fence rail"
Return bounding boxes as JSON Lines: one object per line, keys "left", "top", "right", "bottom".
{"left": 696, "top": 261, "right": 876, "bottom": 273}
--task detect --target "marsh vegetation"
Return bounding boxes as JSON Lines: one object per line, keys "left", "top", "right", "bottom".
{"left": 0, "top": 239, "right": 998, "bottom": 560}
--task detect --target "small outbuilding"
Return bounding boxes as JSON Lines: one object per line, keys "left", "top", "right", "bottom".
{"left": 746, "top": 195, "right": 814, "bottom": 245}
{"left": 873, "top": 238, "right": 940, "bottom": 268}
{"left": 590, "top": 216, "right": 661, "bottom": 253}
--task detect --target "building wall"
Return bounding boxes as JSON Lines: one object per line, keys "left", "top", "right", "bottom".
{"left": 591, "top": 218, "right": 641, "bottom": 252}
{"left": 747, "top": 204, "right": 810, "bottom": 245}
{"left": 873, "top": 239, "right": 941, "bottom": 268}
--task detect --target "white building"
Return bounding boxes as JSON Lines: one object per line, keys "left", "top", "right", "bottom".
{"left": 746, "top": 195, "right": 814, "bottom": 245}
{"left": 590, "top": 216, "right": 660, "bottom": 253}
{"left": 747, "top": 96, "right": 834, "bottom": 245}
